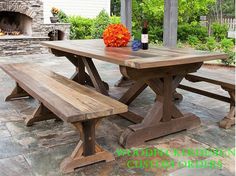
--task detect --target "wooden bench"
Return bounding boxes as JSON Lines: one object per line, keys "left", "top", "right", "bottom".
{"left": 0, "top": 63, "right": 128, "bottom": 173}
{"left": 178, "top": 68, "right": 235, "bottom": 129}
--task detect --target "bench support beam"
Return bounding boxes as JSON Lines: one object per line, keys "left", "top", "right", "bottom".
{"left": 60, "top": 119, "right": 114, "bottom": 173}
{"left": 25, "top": 103, "right": 61, "bottom": 126}
{"left": 178, "top": 84, "right": 231, "bottom": 103}
{"left": 5, "top": 83, "right": 30, "bottom": 101}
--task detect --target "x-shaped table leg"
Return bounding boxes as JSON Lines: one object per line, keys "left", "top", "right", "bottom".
{"left": 120, "top": 75, "right": 201, "bottom": 148}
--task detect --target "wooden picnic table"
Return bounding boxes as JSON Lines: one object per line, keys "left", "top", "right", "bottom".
{"left": 42, "top": 39, "right": 228, "bottom": 148}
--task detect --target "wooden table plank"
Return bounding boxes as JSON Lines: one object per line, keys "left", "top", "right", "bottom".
{"left": 41, "top": 39, "right": 228, "bottom": 69}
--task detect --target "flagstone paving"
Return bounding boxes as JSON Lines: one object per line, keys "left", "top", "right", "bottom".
{"left": 0, "top": 54, "right": 234, "bottom": 176}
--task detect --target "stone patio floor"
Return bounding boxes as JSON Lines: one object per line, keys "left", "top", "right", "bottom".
{"left": 0, "top": 54, "right": 235, "bottom": 176}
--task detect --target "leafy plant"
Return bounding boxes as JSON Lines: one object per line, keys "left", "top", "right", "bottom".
{"left": 221, "top": 50, "right": 235, "bottom": 65}
{"left": 57, "top": 10, "right": 69, "bottom": 23}
{"left": 178, "top": 0, "right": 215, "bottom": 23}
{"left": 220, "top": 38, "right": 234, "bottom": 50}
{"left": 148, "top": 26, "right": 163, "bottom": 43}
{"left": 178, "top": 22, "right": 208, "bottom": 42}
{"left": 211, "top": 23, "right": 228, "bottom": 41}
{"left": 220, "top": 38, "right": 235, "bottom": 65}
{"left": 110, "top": 16, "right": 121, "bottom": 24}
{"left": 91, "top": 10, "right": 110, "bottom": 39}
{"left": 132, "top": 30, "right": 141, "bottom": 40}
{"left": 195, "top": 43, "right": 208, "bottom": 51}
{"left": 177, "top": 40, "right": 185, "bottom": 48}
{"left": 68, "top": 16, "right": 93, "bottom": 39}
{"left": 132, "top": 0, "right": 164, "bottom": 41}
{"left": 111, "top": 0, "right": 121, "bottom": 16}
{"left": 205, "top": 36, "right": 219, "bottom": 51}
{"left": 187, "top": 35, "right": 200, "bottom": 46}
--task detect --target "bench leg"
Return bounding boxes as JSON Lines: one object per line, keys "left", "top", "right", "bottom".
{"left": 5, "top": 83, "right": 30, "bottom": 101}
{"left": 60, "top": 120, "right": 114, "bottom": 173}
{"left": 219, "top": 89, "right": 235, "bottom": 129}
{"left": 25, "top": 103, "right": 61, "bottom": 126}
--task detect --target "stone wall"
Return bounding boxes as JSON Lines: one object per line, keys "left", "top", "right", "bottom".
{"left": 0, "top": 37, "right": 49, "bottom": 56}
{"left": 42, "top": 23, "right": 71, "bottom": 40}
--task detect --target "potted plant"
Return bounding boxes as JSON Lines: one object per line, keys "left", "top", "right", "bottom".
{"left": 50, "top": 7, "right": 59, "bottom": 23}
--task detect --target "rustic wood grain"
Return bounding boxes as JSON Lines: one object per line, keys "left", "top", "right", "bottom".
{"left": 51, "top": 49, "right": 109, "bottom": 90}
{"left": 186, "top": 68, "right": 235, "bottom": 90}
{"left": 41, "top": 39, "right": 228, "bottom": 69}
{"left": 82, "top": 58, "right": 108, "bottom": 95}
{"left": 119, "top": 63, "right": 202, "bottom": 148}
{"left": 179, "top": 69, "right": 235, "bottom": 129}
{"left": 41, "top": 39, "right": 231, "bottom": 148}
{"left": 5, "top": 83, "right": 30, "bottom": 101}
{"left": 60, "top": 120, "right": 115, "bottom": 173}
{"left": 0, "top": 63, "right": 127, "bottom": 123}
{"left": 25, "top": 103, "right": 60, "bottom": 126}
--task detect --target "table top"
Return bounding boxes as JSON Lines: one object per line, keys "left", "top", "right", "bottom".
{"left": 42, "top": 39, "right": 228, "bottom": 69}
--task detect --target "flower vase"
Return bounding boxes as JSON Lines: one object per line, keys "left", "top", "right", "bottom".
{"left": 50, "top": 16, "right": 58, "bottom": 23}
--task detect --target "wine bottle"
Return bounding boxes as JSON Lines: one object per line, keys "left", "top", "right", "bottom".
{"left": 141, "top": 20, "right": 148, "bottom": 50}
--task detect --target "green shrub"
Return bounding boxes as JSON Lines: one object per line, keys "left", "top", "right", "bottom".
{"left": 178, "top": 22, "right": 208, "bottom": 41}
{"left": 110, "top": 16, "right": 120, "bottom": 24}
{"left": 221, "top": 50, "right": 235, "bottom": 65}
{"left": 132, "top": 29, "right": 141, "bottom": 40}
{"left": 148, "top": 26, "right": 163, "bottom": 43}
{"left": 176, "top": 40, "right": 182, "bottom": 48}
{"left": 220, "top": 38, "right": 234, "bottom": 50}
{"left": 178, "top": 23, "right": 191, "bottom": 41}
{"left": 194, "top": 37, "right": 235, "bottom": 65}
{"left": 91, "top": 10, "right": 110, "bottom": 39}
{"left": 195, "top": 44, "right": 207, "bottom": 50}
{"left": 220, "top": 38, "right": 235, "bottom": 65}
{"left": 68, "top": 16, "right": 93, "bottom": 39}
{"left": 187, "top": 35, "right": 200, "bottom": 46}
{"left": 57, "top": 10, "right": 69, "bottom": 23}
{"left": 211, "top": 23, "right": 228, "bottom": 41}
{"left": 205, "top": 36, "right": 219, "bottom": 51}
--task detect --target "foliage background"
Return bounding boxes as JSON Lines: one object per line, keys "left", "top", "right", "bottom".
{"left": 58, "top": 0, "right": 235, "bottom": 65}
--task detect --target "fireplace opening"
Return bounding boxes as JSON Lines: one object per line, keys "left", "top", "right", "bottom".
{"left": 0, "top": 11, "right": 32, "bottom": 36}
{"left": 48, "top": 30, "right": 65, "bottom": 41}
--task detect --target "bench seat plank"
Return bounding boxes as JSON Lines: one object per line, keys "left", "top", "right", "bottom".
{"left": 0, "top": 63, "right": 127, "bottom": 122}
{"left": 178, "top": 68, "right": 235, "bottom": 129}
{"left": 186, "top": 68, "right": 235, "bottom": 90}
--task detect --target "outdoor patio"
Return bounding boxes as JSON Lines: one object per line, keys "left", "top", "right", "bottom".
{"left": 0, "top": 54, "right": 234, "bottom": 176}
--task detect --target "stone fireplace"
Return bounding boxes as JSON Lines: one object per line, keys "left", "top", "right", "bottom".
{"left": 0, "top": 11, "right": 32, "bottom": 36}
{"left": 0, "top": 0, "right": 70, "bottom": 56}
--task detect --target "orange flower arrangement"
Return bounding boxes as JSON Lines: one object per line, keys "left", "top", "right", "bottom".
{"left": 51, "top": 7, "right": 60, "bottom": 16}
{"left": 103, "top": 24, "right": 131, "bottom": 47}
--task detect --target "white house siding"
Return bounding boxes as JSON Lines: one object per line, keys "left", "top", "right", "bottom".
{"left": 42, "top": 0, "right": 111, "bottom": 23}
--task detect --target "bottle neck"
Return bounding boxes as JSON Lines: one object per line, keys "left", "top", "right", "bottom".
{"left": 143, "top": 20, "right": 148, "bottom": 28}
